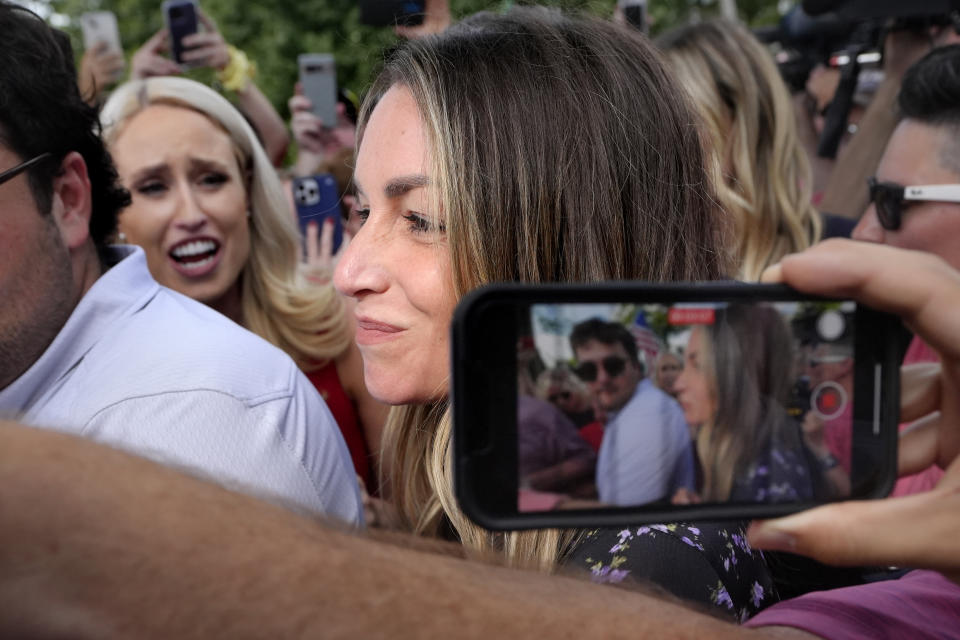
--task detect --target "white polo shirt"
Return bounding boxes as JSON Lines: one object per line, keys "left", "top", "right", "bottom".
{"left": 0, "top": 246, "right": 362, "bottom": 524}
{"left": 596, "top": 378, "right": 695, "bottom": 505}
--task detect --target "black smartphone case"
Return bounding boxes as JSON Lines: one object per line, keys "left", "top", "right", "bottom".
{"left": 164, "top": 0, "right": 199, "bottom": 65}
{"left": 451, "top": 281, "right": 901, "bottom": 531}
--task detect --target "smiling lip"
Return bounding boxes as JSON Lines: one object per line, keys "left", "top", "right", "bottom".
{"left": 167, "top": 236, "right": 223, "bottom": 279}
{"left": 355, "top": 317, "right": 405, "bottom": 345}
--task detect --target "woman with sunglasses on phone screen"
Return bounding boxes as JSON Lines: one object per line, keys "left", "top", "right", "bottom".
{"left": 332, "top": 7, "right": 780, "bottom": 620}
{"left": 99, "top": 78, "right": 388, "bottom": 490}
{"left": 673, "top": 305, "right": 815, "bottom": 505}
{"left": 537, "top": 365, "right": 601, "bottom": 432}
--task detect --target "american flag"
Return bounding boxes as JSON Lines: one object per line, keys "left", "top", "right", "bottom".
{"left": 630, "top": 312, "right": 662, "bottom": 374}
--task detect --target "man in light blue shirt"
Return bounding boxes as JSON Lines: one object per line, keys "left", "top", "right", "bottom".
{"left": 571, "top": 319, "right": 694, "bottom": 505}
{"left": 0, "top": 14, "right": 360, "bottom": 523}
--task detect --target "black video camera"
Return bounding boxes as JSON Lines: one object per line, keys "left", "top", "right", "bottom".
{"left": 760, "top": 0, "right": 960, "bottom": 159}
{"left": 802, "top": 0, "right": 960, "bottom": 20}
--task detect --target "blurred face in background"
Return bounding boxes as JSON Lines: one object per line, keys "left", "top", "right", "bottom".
{"left": 333, "top": 86, "right": 457, "bottom": 405}
{"left": 655, "top": 352, "right": 683, "bottom": 397}
{"left": 546, "top": 381, "right": 590, "bottom": 415}
{"left": 111, "top": 104, "right": 251, "bottom": 311}
{"left": 674, "top": 327, "right": 717, "bottom": 426}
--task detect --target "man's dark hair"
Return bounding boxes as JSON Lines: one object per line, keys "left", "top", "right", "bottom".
{"left": 0, "top": 2, "right": 129, "bottom": 254}
{"left": 899, "top": 44, "right": 960, "bottom": 128}
{"left": 569, "top": 318, "right": 640, "bottom": 366}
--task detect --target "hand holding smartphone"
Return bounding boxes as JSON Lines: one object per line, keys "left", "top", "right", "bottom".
{"left": 162, "top": 0, "right": 199, "bottom": 66}
{"left": 79, "top": 11, "right": 126, "bottom": 90}
{"left": 80, "top": 11, "right": 123, "bottom": 55}
{"left": 452, "top": 281, "right": 901, "bottom": 530}
{"left": 298, "top": 54, "right": 338, "bottom": 129}
{"left": 293, "top": 174, "right": 344, "bottom": 255}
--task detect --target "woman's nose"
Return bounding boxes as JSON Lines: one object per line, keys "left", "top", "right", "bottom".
{"left": 333, "top": 220, "right": 388, "bottom": 299}
{"left": 172, "top": 184, "right": 208, "bottom": 231}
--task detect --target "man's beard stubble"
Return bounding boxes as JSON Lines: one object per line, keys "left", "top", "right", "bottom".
{"left": 0, "top": 217, "right": 77, "bottom": 391}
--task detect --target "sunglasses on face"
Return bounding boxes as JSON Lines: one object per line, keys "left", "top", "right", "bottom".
{"left": 867, "top": 177, "right": 960, "bottom": 231}
{"left": 0, "top": 152, "right": 51, "bottom": 188}
{"left": 548, "top": 390, "right": 572, "bottom": 403}
{"left": 574, "top": 356, "right": 627, "bottom": 383}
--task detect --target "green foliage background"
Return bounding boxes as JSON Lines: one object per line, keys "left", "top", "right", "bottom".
{"left": 44, "top": 0, "right": 785, "bottom": 118}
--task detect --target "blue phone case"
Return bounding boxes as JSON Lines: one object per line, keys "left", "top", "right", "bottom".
{"left": 292, "top": 174, "right": 343, "bottom": 253}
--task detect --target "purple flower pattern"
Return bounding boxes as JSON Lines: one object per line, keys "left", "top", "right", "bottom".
{"left": 570, "top": 522, "right": 775, "bottom": 621}
{"left": 731, "top": 443, "right": 814, "bottom": 503}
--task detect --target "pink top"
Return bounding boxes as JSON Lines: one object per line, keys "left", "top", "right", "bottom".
{"left": 892, "top": 336, "right": 944, "bottom": 496}
{"left": 744, "top": 570, "right": 960, "bottom": 639}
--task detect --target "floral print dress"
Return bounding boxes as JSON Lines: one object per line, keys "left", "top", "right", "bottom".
{"left": 565, "top": 522, "right": 775, "bottom": 621}
{"left": 731, "top": 443, "right": 814, "bottom": 503}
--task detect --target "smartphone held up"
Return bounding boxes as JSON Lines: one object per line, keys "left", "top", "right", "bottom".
{"left": 292, "top": 174, "right": 344, "bottom": 254}
{"left": 452, "top": 283, "right": 901, "bottom": 530}
{"left": 162, "top": 0, "right": 199, "bottom": 65}
{"left": 80, "top": 11, "right": 123, "bottom": 55}
{"left": 298, "top": 54, "right": 338, "bottom": 128}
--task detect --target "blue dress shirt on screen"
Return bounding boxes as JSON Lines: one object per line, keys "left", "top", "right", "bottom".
{"left": 0, "top": 246, "right": 362, "bottom": 524}
{"left": 596, "top": 378, "right": 695, "bottom": 505}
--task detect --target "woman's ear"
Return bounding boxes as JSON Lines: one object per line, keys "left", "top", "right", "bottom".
{"left": 50, "top": 152, "right": 93, "bottom": 250}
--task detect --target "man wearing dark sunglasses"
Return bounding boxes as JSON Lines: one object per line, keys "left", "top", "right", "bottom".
{"left": 851, "top": 44, "right": 954, "bottom": 498}
{"left": 569, "top": 318, "right": 694, "bottom": 506}
{"left": 853, "top": 45, "right": 960, "bottom": 272}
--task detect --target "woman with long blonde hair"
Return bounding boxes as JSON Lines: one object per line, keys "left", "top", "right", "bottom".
{"left": 100, "top": 77, "right": 387, "bottom": 486}
{"left": 659, "top": 19, "right": 823, "bottom": 281}
{"left": 334, "top": 7, "right": 774, "bottom": 620}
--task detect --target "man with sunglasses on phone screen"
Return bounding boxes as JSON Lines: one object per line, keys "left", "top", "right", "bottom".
{"left": 570, "top": 319, "right": 694, "bottom": 506}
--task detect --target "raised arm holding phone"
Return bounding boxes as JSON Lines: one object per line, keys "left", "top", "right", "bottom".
{"left": 129, "top": 8, "right": 289, "bottom": 166}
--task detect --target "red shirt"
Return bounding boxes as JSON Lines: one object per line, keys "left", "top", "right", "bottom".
{"left": 305, "top": 361, "right": 372, "bottom": 488}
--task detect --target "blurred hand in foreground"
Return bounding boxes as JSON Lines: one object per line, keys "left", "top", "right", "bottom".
{"left": 748, "top": 239, "right": 960, "bottom": 584}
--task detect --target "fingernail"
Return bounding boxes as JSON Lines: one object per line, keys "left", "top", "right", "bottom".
{"left": 746, "top": 523, "right": 797, "bottom": 552}
{"left": 760, "top": 262, "right": 782, "bottom": 283}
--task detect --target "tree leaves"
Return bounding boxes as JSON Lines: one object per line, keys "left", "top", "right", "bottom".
{"left": 47, "top": 0, "right": 782, "bottom": 118}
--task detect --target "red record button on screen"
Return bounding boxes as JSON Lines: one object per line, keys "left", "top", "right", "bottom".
{"left": 668, "top": 307, "right": 715, "bottom": 325}
{"left": 811, "top": 381, "right": 847, "bottom": 421}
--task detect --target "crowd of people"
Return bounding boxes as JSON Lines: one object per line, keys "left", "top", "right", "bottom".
{"left": 520, "top": 300, "right": 859, "bottom": 512}
{"left": 1, "top": 0, "right": 960, "bottom": 636}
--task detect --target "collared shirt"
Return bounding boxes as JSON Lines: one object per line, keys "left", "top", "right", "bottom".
{"left": 0, "top": 246, "right": 362, "bottom": 524}
{"left": 596, "top": 378, "right": 695, "bottom": 505}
